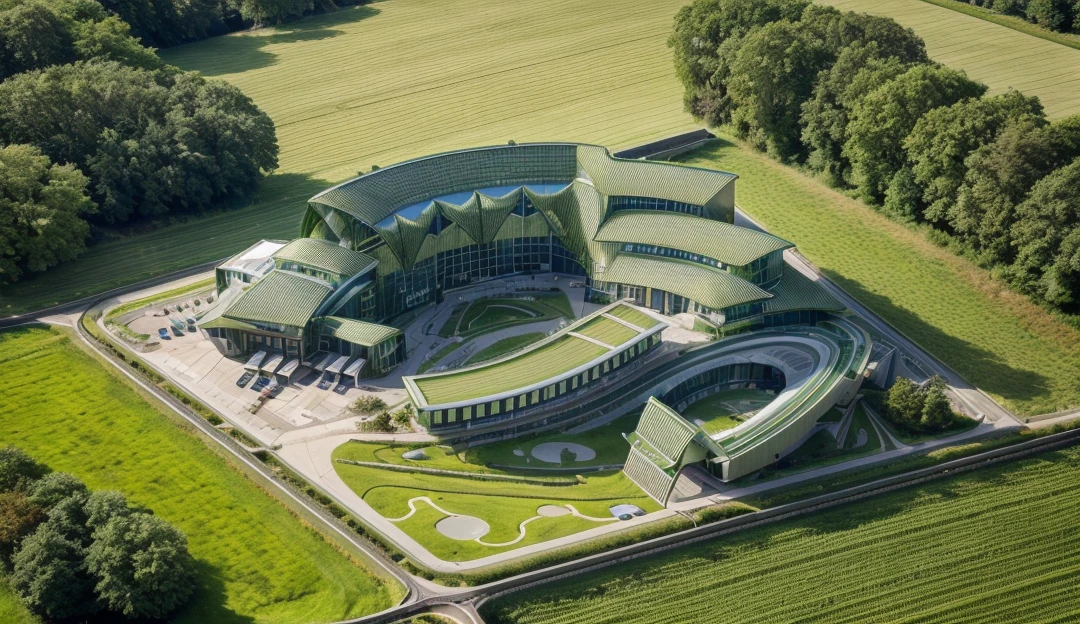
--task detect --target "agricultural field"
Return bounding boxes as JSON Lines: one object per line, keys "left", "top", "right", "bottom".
{"left": 0, "top": 327, "right": 400, "bottom": 623}
{"left": 481, "top": 444, "right": 1080, "bottom": 623}
{"left": 331, "top": 441, "right": 657, "bottom": 561}
{"left": 0, "top": 0, "right": 695, "bottom": 315}
{"left": 819, "top": 0, "right": 1080, "bottom": 119}
{"left": 677, "top": 136, "right": 1080, "bottom": 417}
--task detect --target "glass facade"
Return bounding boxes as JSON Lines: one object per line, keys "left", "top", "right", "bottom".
{"left": 609, "top": 196, "right": 703, "bottom": 216}
{"left": 730, "top": 250, "right": 784, "bottom": 287}
{"left": 620, "top": 243, "right": 724, "bottom": 269}
{"left": 661, "top": 363, "right": 785, "bottom": 412}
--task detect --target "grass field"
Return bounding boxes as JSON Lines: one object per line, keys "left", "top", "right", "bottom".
{"left": 481, "top": 444, "right": 1080, "bottom": 623}
{"left": 677, "top": 136, "right": 1080, "bottom": 416}
{"left": 819, "top": 0, "right": 1080, "bottom": 119}
{"left": 0, "top": 0, "right": 695, "bottom": 315}
{"left": 0, "top": 580, "right": 35, "bottom": 624}
{"left": 0, "top": 327, "right": 399, "bottom": 623}
{"left": 467, "top": 332, "right": 547, "bottom": 364}
{"left": 918, "top": 0, "right": 1080, "bottom": 50}
{"left": 413, "top": 336, "right": 607, "bottom": 404}
{"left": 330, "top": 441, "right": 657, "bottom": 561}
{"left": 680, "top": 388, "right": 775, "bottom": 435}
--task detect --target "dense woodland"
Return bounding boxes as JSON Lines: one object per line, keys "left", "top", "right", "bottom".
{"left": 954, "top": 0, "right": 1080, "bottom": 34}
{"left": 672, "top": 0, "right": 1080, "bottom": 315}
{"left": 0, "top": 0, "right": 283, "bottom": 286}
{"left": 0, "top": 446, "right": 195, "bottom": 620}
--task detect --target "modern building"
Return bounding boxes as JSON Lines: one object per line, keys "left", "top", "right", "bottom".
{"left": 200, "top": 142, "right": 842, "bottom": 378}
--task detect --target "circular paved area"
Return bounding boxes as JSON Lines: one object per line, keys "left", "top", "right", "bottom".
{"left": 536, "top": 505, "right": 571, "bottom": 517}
{"left": 436, "top": 515, "right": 490, "bottom": 540}
{"left": 531, "top": 442, "right": 596, "bottom": 463}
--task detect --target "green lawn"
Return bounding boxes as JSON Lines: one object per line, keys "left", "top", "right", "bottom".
{"left": 0, "top": 0, "right": 695, "bottom": 315}
{"left": 481, "top": 445, "right": 1080, "bottom": 623}
{"left": 677, "top": 136, "right": 1080, "bottom": 417}
{"left": 756, "top": 403, "right": 883, "bottom": 481}
{"left": 680, "top": 388, "right": 775, "bottom": 435}
{"left": 465, "top": 412, "right": 641, "bottom": 469}
{"left": 456, "top": 293, "right": 573, "bottom": 338}
{"left": 468, "top": 332, "right": 547, "bottom": 364}
{"left": 574, "top": 317, "right": 639, "bottom": 347}
{"left": 0, "top": 579, "right": 36, "bottom": 624}
{"left": 330, "top": 444, "right": 657, "bottom": 561}
{"left": 820, "top": 0, "right": 1080, "bottom": 119}
{"left": 605, "top": 304, "right": 660, "bottom": 329}
{"left": 413, "top": 336, "right": 607, "bottom": 404}
{"left": 0, "top": 327, "right": 400, "bottom": 623}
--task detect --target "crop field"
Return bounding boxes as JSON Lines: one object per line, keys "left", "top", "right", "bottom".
{"left": 819, "top": 0, "right": 1080, "bottom": 119}
{"left": 0, "top": 0, "right": 694, "bottom": 315}
{"left": 481, "top": 444, "right": 1080, "bottom": 623}
{"left": 0, "top": 327, "right": 399, "bottom": 623}
{"left": 331, "top": 442, "right": 657, "bottom": 561}
{"left": 677, "top": 136, "right": 1080, "bottom": 417}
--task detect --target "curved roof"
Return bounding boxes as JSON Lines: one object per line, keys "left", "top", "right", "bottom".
{"left": 762, "top": 269, "right": 843, "bottom": 314}
{"left": 598, "top": 254, "right": 771, "bottom": 310}
{"left": 318, "top": 316, "right": 401, "bottom": 347}
{"left": 307, "top": 143, "right": 737, "bottom": 228}
{"left": 273, "top": 238, "right": 377, "bottom": 277}
{"left": 224, "top": 271, "right": 331, "bottom": 328}
{"left": 594, "top": 211, "right": 792, "bottom": 266}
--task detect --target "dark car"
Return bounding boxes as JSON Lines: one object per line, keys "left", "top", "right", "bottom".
{"left": 170, "top": 326, "right": 184, "bottom": 337}
{"left": 236, "top": 371, "right": 254, "bottom": 387}
{"left": 157, "top": 328, "right": 170, "bottom": 340}
{"left": 618, "top": 513, "right": 633, "bottom": 521}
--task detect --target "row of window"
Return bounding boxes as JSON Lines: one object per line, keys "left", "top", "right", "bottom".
{"left": 661, "top": 363, "right": 782, "bottom": 408}
{"left": 622, "top": 243, "right": 724, "bottom": 269}
{"left": 730, "top": 250, "right": 784, "bottom": 287}
{"left": 609, "top": 196, "right": 703, "bottom": 216}
{"left": 425, "top": 333, "right": 661, "bottom": 427}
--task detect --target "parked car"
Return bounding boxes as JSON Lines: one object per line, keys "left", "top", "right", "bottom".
{"left": 187, "top": 323, "right": 197, "bottom": 332}
{"left": 236, "top": 371, "right": 255, "bottom": 387}
{"left": 170, "top": 326, "right": 184, "bottom": 337}
{"left": 157, "top": 328, "right": 170, "bottom": 340}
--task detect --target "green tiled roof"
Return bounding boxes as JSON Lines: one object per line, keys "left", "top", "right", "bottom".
{"left": 273, "top": 238, "right": 377, "bottom": 277}
{"left": 577, "top": 144, "right": 736, "bottom": 206}
{"left": 630, "top": 397, "right": 700, "bottom": 468}
{"left": 598, "top": 254, "right": 771, "bottom": 310}
{"left": 319, "top": 316, "right": 401, "bottom": 347}
{"left": 594, "top": 211, "right": 792, "bottom": 266}
{"left": 763, "top": 268, "right": 844, "bottom": 314}
{"left": 224, "top": 271, "right": 331, "bottom": 328}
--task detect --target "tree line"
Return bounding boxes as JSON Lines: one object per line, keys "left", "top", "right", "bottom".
{"left": 0, "top": 446, "right": 195, "bottom": 620}
{"left": 0, "top": 0, "right": 279, "bottom": 286}
{"left": 671, "top": 0, "right": 1080, "bottom": 315}
{"left": 955, "top": 0, "right": 1080, "bottom": 35}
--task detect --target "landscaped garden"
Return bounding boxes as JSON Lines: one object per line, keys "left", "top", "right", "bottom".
{"left": 0, "top": 327, "right": 401, "bottom": 623}
{"left": 438, "top": 291, "right": 574, "bottom": 339}
{"left": 680, "top": 388, "right": 776, "bottom": 435}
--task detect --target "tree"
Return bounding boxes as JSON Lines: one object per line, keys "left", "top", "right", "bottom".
{"left": 229, "top": 0, "right": 312, "bottom": 26}
{"left": 0, "top": 144, "right": 94, "bottom": 285}
{"left": 10, "top": 522, "right": 97, "bottom": 619}
{"left": 669, "top": 0, "right": 809, "bottom": 125}
{"left": 920, "top": 377, "right": 953, "bottom": 430}
{"left": 885, "top": 376, "right": 924, "bottom": 429}
{"left": 844, "top": 64, "right": 986, "bottom": 203}
{"left": 392, "top": 404, "right": 414, "bottom": 429}
{"left": 28, "top": 471, "right": 89, "bottom": 510}
{"left": 0, "top": 446, "right": 49, "bottom": 493}
{"left": 83, "top": 490, "right": 132, "bottom": 532}
{"left": 801, "top": 42, "right": 910, "bottom": 186}
{"left": 85, "top": 513, "right": 196, "bottom": 619}
{"left": 0, "top": 1, "right": 76, "bottom": 81}
{"left": 1009, "top": 158, "right": 1080, "bottom": 309}
{"left": 904, "top": 90, "right": 1044, "bottom": 225}
{"left": 0, "top": 491, "right": 44, "bottom": 563}
{"left": 1026, "top": 0, "right": 1072, "bottom": 30}
{"left": 72, "top": 14, "right": 163, "bottom": 70}
{"left": 370, "top": 411, "right": 394, "bottom": 433}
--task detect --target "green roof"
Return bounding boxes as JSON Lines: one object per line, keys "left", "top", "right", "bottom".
{"left": 319, "top": 316, "right": 401, "bottom": 347}
{"left": 629, "top": 397, "right": 700, "bottom": 469}
{"left": 599, "top": 254, "right": 771, "bottom": 310}
{"left": 273, "top": 238, "right": 377, "bottom": 278}
{"left": 605, "top": 304, "right": 660, "bottom": 329}
{"left": 594, "top": 210, "right": 792, "bottom": 266}
{"left": 574, "top": 316, "right": 639, "bottom": 347}
{"left": 577, "top": 144, "right": 736, "bottom": 206}
{"left": 224, "top": 271, "right": 331, "bottom": 328}
{"left": 762, "top": 268, "right": 844, "bottom": 314}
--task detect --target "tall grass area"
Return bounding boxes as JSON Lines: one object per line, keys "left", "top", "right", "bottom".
{"left": 819, "top": 0, "right": 1080, "bottom": 119}
{"left": 677, "top": 136, "right": 1080, "bottom": 416}
{"left": 0, "top": 0, "right": 695, "bottom": 314}
{"left": 481, "top": 444, "right": 1080, "bottom": 624}
{"left": 0, "top": 327, "right": 400, "bottom": 623}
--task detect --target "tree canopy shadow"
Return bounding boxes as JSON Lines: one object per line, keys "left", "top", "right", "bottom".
{"left": 163, "top": 5, "right": 382, "bottom": 77}
{"left": 820, "top": 269, "right": 1049, "bottom": 407}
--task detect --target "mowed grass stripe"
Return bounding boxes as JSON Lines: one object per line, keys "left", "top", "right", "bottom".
{"left": 0, "top": 327, "right": 399, "bottom": 622}
{"left": 480, "top": 447, "right": 1080, "bottom": 624}
{"left": 0, "top": 0, "right": 695, "bottom": 314}
{"left": 679, "top": 137, "right": 1080, "bottom": 415}
{"left": 820, "top": 0, "right": 1080, "bottom": 118}
{"left": 575, "top": 317, "right": 639, "bottom": 347}
{"left": 606, "top": 305, "right": 659, "bottom": 329}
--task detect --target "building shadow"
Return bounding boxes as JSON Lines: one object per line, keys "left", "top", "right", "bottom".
{"left": 821, "top": 269, "right": 1049, "bottom": 406}
{"left": 162, "top": 5, "right": 382, "bottom": 77}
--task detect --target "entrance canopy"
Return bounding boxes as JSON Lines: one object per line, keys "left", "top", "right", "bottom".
{"left": 243, "top": 350, "right": 266, "bottom": 371}
{"left": 260, "top": 353, "right": 283, "bottom": 374}
{"left": 314, "top": 352, "right": 340, "bottom": 372}
{"left": 326, "top": 355, "right": 352, "bottom": 375}
{"left": 343, "top": 357, "right": 367, "bottom": 384}
{"left": 277, "top": 358, "right": 301, "bottom": 382}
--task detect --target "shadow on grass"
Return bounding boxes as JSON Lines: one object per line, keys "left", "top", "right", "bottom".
{"left": 821, "top": 269, "right": 1049, "bottom": 407}
{"left": 171, "top": 560, "right": 257, "bottom": 624}
{"left": 0, "top": 173, "right": 335, "bottom": 316}
{"left": 165, "top": 5, "right": 382, "bottom": 76}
